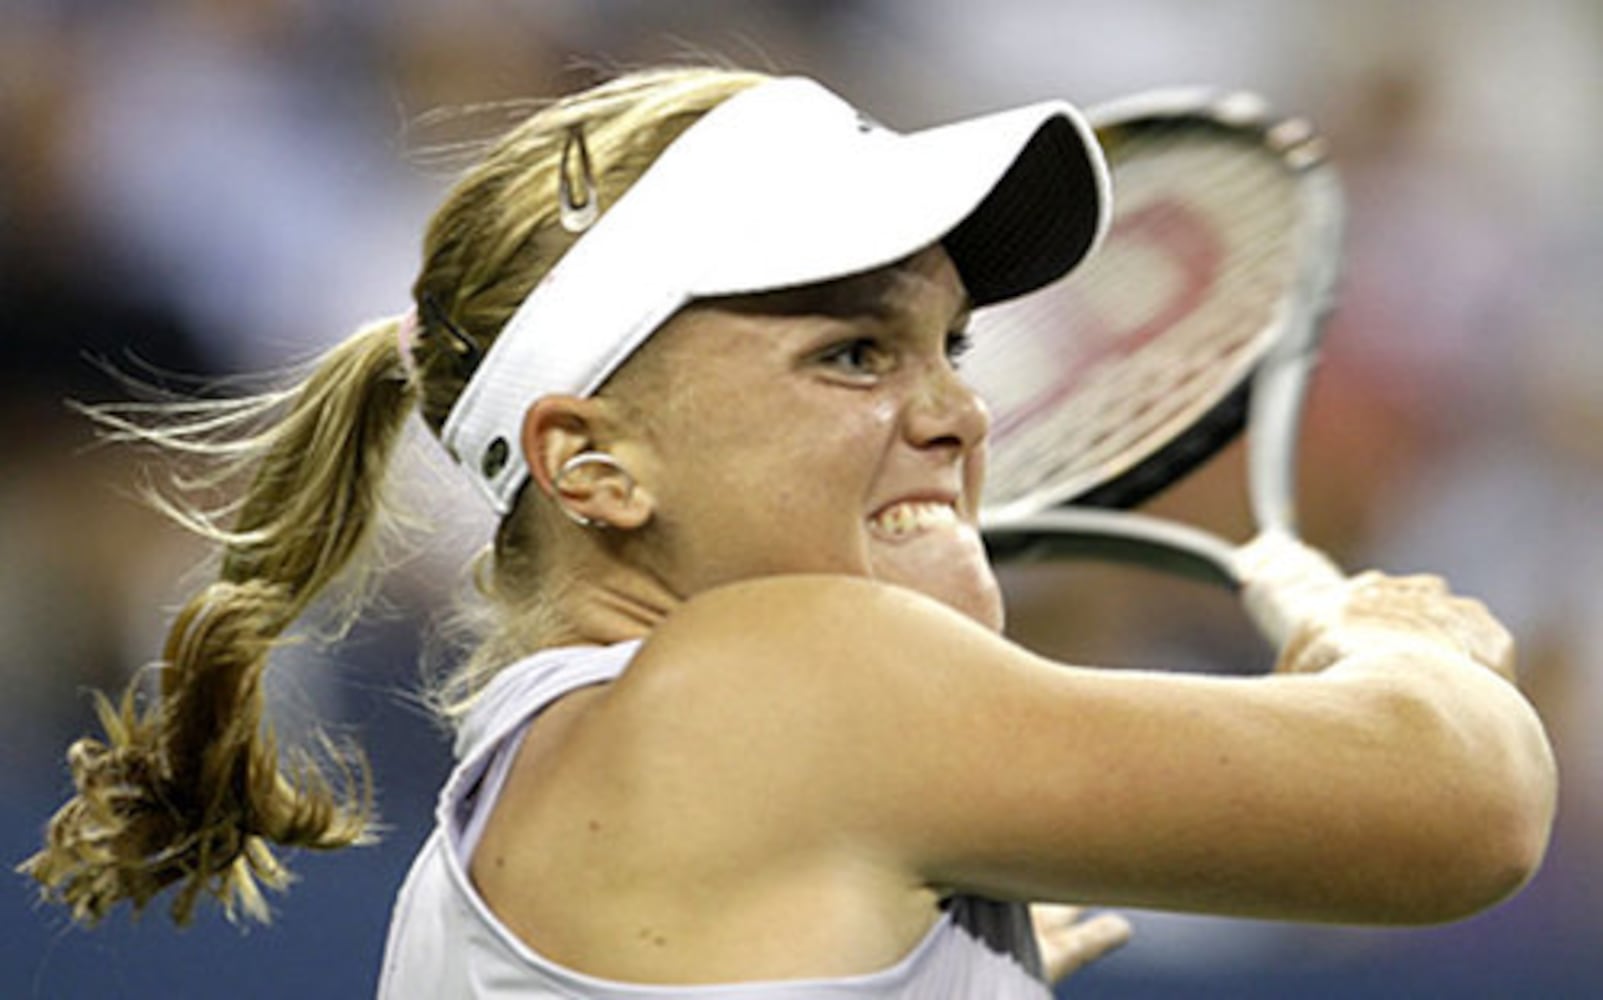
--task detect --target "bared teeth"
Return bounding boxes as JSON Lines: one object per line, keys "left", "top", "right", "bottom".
{"left": 870, "top": 501, "right": 957, "bottom": 537}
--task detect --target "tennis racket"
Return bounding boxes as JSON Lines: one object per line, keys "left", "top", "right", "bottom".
{"left": 966, "top": 88, "right": 1347, "bottom": 646}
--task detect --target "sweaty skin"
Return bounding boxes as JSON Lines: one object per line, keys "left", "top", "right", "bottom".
{"left": 606, "top": 247, "right": 1003, "bottom": 628}
{"left": 467, "top": 245, "right": 1552, "bottom": 988}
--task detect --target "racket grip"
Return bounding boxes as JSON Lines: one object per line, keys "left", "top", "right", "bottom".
{"left": 1234, "top": 530, "right": 1347, "bottom": 648}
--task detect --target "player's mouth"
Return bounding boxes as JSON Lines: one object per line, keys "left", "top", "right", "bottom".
{"left": 867, "top": 499, "right": 962, "bottom": 540}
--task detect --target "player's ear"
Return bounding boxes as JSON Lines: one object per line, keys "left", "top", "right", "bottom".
{"left": 521, "top": 397, "right": 654, "bottom": 530}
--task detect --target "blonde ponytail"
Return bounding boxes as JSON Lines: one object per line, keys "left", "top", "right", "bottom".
{"left": 25, "top": 63, "right": 775, "bottom": 927}
{"left": 20, "top": 317, "right": 416, "bottom": 925}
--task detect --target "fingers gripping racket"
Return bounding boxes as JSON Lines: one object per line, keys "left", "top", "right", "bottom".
{"left": 968, "top": 89, "right": 1348, "bottom": 646}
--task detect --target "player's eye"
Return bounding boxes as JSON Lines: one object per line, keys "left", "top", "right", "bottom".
{"left": 817, "top": 337, "right": 893, "bottom": 378}
{"left": 945, "top": 328, "right": 974, "bottom": 368}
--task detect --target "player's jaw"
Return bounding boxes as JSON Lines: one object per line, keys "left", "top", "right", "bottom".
{"left": 862, "top": 473, "right": 1003, "bottom": 632}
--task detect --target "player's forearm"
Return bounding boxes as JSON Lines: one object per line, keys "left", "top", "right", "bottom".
{"left": 907, "top": 650, "right": 1552, "bottom": 926}
{"left": 1111, "top": 660, "right": 1555, "bottom": 925}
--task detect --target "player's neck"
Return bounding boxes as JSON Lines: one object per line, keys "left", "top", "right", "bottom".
{"left": 538, "top": 561, "right": 680, "bottom": 649}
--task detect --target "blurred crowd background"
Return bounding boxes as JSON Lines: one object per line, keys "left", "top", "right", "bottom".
{"left": 3, "top": 1, "right": 1599, "bottom": 997}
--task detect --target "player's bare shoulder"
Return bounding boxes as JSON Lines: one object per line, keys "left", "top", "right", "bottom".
{"left": 621, "top": 575, "right": 944, "bottom": 697}
{"left": 603, "top": 575, "right": 998, "bottom": 782}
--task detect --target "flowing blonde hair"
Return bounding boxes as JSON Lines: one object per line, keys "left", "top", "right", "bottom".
{"left": 21, "top": 65, "right": 767, "bottom": 927}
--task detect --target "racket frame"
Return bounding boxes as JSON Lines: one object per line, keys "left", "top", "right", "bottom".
{"left": 980, "top": 88, "right": 1346, "bottom": 590}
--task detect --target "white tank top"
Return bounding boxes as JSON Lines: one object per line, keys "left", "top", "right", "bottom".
{"left": 377, "top": 641, "right": 1050, "bottom": 999}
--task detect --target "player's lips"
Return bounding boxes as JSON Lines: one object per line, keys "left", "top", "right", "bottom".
{"left": 867, "top": 497, "right": 963, "bottom": 540}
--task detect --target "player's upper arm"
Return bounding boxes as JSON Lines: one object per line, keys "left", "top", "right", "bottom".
{"left": 617, "top": 574, "right": 1552, "bottom": 925}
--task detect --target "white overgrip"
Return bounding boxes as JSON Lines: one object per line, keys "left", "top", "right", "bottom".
{"left": 1233, "top": 528, "right": 1347, "bottom": 649}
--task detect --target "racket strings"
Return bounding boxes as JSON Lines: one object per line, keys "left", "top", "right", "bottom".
{"left": 969, "top": 125, "right": 1303, "bottom": 515}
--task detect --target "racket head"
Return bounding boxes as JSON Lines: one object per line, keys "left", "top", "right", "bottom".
{"left": 967, "top": 88, "right": 1343, "bottom": 527}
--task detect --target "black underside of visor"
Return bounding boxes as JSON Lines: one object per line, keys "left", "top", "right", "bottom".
{"left": 942, "top": 116, "right": 1103, "bottom": 307}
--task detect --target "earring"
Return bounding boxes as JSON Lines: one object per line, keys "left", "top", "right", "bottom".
{"left": 554, "top": 450, "right": 631, "bottom": 527}
{"left": 558, "top": 124, "right": 600, "bottom": 234}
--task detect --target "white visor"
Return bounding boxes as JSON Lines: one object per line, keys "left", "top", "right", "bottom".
{"left": 441, "top": 76, "right": 1110, "bottom": 513}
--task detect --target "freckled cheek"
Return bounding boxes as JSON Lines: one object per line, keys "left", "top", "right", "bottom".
{"left": 665, "top": 386, "right": 891, "bottom": 548}
{"left": 765, "top": 417, "right": 890, "bottom": 561}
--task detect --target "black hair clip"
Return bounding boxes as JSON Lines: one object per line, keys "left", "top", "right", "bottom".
{"left": 420, "top": 291, "right": 485, "bottom": 372}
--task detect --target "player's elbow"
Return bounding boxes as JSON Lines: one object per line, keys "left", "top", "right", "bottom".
{"left": 1402, "top": 782, "right": 1554, "bottom": 925}
{"left": 1380, "top": 687, "right": 1558, "bottom": 924}
{"left": 1482, "top": 783, "right": 1556, "bottom": 907}
{"left": 1466, "top": 728, "right": 1556, "bottom": 914}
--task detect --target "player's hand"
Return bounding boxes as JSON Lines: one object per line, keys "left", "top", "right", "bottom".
{"left": 1236, "top": 533, "right": 1514, "bottom": 682}
{"left": 1032, "top": 903, "right": 1132, "bottom": 983}
{"left": 1273, "top": 571, "right": 1517, "bottom": 683}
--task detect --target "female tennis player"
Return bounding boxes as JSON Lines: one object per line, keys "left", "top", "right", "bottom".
{"left": 25, "top": 67, "right": 1555, "bottom": 997}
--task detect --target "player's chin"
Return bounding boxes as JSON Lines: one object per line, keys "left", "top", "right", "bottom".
{"left": 868, "top": 524, "right": 1005, "bottom": 632}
